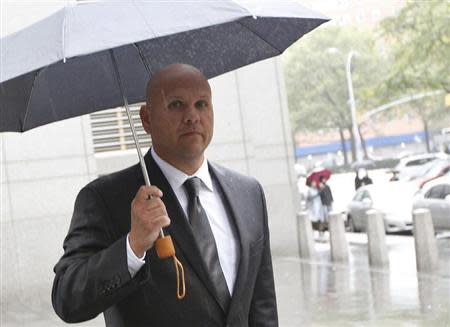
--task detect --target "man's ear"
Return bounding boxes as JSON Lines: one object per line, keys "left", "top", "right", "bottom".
{"left": 140, "top": 104, "right": 152, "bottom": 134}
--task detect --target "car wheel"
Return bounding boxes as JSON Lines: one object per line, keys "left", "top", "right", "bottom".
{"left": 347, "top": 215, "right": 358, "bottom": 232}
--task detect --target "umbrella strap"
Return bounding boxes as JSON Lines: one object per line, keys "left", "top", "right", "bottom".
{"left": 155, "top": 236, "right": 186, "bottom": 300}
{"left": 173, "top": 255, "right": 186, "bottom": 299}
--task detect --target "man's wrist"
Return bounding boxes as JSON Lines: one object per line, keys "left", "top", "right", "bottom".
{"left": 128, "top": 233, "right": 146, "bottom": 258}
{"left": 126, "top": 233, "right": 146, "bottom": 278}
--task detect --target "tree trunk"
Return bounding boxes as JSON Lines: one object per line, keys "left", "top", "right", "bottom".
{"left": 291, "top": 131, "right": 298, "bottom": 161}
{"left": 358, "top": 125, "right": 368, "bottom": 159}
{"left": 423, "top": 119, "right": 431, "bottom": 152}
{"left": 339, "top": 127, "right": 348, "bottom": 165}
{"left": 349, "top": 126, "right": 356, "bottom": 162}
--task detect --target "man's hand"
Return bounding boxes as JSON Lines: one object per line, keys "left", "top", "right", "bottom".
{"left": 129, "top": 186, "right": 171, "bottom": 258}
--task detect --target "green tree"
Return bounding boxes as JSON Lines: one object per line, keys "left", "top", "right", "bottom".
{"left": 283, "top": 25, "right": 387, "bottom": 163}
{"left": 380, "top": 0, "right": 450, "bottom": 151}
{"left": 380, "top": 0, "right": 450, "bottom": 93}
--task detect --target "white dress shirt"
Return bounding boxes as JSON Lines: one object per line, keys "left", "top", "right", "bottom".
{"left": 127, "top": 148, "right": 239, "bottom": 294}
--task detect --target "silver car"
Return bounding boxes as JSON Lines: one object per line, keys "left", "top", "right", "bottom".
{"left": 347, "top": 182, "right": 416, "bottom": 233}
{"left": 395, "top": 152, "right": 448, "bottom": 181}
{"left": 413, "top": 176, "right": 450, "bottom": 231}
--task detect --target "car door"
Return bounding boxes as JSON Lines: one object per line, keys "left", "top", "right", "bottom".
{"left": 349, "top": 190, "right": 363, "bottom": 230}
{"left": 423, "top": 184, "right": 448, "bottom": 230}
{"left": 435, "top": 185, "right": 450, "bottom": 229}
{"left": 353, "top": 190, "right": 372, "bottom": 231}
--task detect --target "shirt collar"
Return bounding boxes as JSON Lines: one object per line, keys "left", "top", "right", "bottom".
{"left": 151, "top": 147, "right": 213, "bottom": 192}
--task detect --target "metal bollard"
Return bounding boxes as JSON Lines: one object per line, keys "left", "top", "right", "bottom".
{"left": 328, "top": 212, "right": 349, "bottom": 262}
{"left": 296, "top": 212, "right": 316, "bottom": 259}
{"left": 366, "top": 209, "right": 389, "bottom": 267}
{"left": 413, "top": 209, "right": 438, "bottom": 272}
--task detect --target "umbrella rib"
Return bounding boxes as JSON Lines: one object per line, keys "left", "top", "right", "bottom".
{"left": 62, "top": 6, "right": 68, "bottom": 63}
{"left": 22, "top": 68, "right": 45, "bottom": 132}
{"left": 133, "top": 43, "right": 153, "bottom": 75}
{"left": 237, "top": 20, "right": 282, "bottom": 54}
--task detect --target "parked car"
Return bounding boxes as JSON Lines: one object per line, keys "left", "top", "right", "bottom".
{"left": 347, "top": 182, "right": 416, "bottom": 233}
{"left": 413, "top": 176, "right": 450, "bottom": 232}
{"left": 394, "top": 152, "right": 448, "bottom": 181}
{"left": 417, "top": 159, "right": 450, "bottom": 188}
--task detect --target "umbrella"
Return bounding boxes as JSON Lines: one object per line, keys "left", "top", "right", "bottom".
{"left": 306, "top": 168, "right": 332, "bottom": 185}
{"left": 1, "top": 0, "right": 328, "bottom": 132}
{"left": 0, "top": 0, "right": 328, "bottom": 299}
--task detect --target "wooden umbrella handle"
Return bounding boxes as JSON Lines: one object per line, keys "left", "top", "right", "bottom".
{"left": 155, "top": 235, "right": 175, "bottom": 258}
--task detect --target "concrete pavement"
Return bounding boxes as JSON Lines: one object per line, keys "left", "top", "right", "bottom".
{"left": 275, "top": 232, "right": 450, "bottom": 327}
{"left": 2, "top": 233, "right": 449, "bottom": 326}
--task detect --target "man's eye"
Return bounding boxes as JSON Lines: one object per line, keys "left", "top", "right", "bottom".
{"left": 168, "top": 100, "right": 183, "bottom": 109}
{"left": 196, "top": 100, "right": 208, "bottom": 109}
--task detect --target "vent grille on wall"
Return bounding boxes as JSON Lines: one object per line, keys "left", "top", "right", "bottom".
{"left": 90, "top": 106, "right": 151, "bottom": 153}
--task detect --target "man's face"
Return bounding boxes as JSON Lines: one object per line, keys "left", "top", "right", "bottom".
{"left": 141, "top": 65, "right": 214, "bottom": 170}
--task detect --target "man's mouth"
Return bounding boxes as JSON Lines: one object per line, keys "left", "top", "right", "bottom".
{"left": 180, "top": 131, "right": 201, "bottom": 137}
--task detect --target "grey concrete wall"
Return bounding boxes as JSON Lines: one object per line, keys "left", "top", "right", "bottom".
{"left": 208, "top": 58, "right": 300, "bottom": 256}
{"left": 1, "top": 117, "right": 98, "bottom": 324}
{"left": 1, "top": 58, "right": 299, "bottom": 325}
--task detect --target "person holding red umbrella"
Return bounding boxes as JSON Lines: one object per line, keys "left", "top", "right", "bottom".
{"left": 318, "top": 176, "right": 334, "bottom": 222}
{"left": 305, "top": 168, "right": 332, "bottom": 240}
{"left": 305, "top": 179, "right": 326, "bottom": 239}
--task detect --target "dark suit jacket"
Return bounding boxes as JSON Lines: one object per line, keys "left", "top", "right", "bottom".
{"left": 52, "top": 151, "right": 278, "bottom": 327}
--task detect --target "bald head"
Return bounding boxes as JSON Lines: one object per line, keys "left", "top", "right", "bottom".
{"left": 146, "top": 64, "right": 210, "bottom": 107}
{"left": 139, "top": 63, "right": 214, "bottom": 174}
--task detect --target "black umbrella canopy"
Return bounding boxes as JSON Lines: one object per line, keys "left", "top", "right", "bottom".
{"left": 0, "top": 0, "right": 328, "bottom": 132}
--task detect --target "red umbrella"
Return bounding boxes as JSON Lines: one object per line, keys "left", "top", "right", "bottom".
{"left": 306, "top": 168, "right": 332, "bottom": 186}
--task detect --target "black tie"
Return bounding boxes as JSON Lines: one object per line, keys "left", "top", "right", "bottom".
{"left": 184, "top": 177, "right": 231, "bottom": 310}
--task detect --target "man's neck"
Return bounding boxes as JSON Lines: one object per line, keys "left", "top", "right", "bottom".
{"left": 152, "top": 147, "right": 204, "bottom": 176}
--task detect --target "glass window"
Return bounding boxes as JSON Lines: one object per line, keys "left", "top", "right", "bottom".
{"left": 425, "top": 185, "right": 445, "bottom": 199}
{"left": 353, "top": 190, "right": 364, "bottom": 201}
{"left": 443, "top": 185, "right": 450, "bottom": 198}
{"left": 406, "top": 158, "right": 433, "bottom": 167}
{"left": 361, "top": 190, "right": 371, "bottom": 200}
{"left": 89, "top": 105, "right": 151, "bottom": 153}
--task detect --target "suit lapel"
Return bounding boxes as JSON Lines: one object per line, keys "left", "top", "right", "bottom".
{"left": 144, "top": 151, "right": 228, "bottom": 313}
{"left": 208, "top": 163, "right": 250, "bottom": 318}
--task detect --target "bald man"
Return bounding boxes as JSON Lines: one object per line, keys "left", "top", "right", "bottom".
{"left": 52, "top": 64, "right": 278, "bottom": 327}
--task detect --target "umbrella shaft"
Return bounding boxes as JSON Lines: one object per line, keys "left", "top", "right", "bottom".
{"left": 109, "top": 50, "right": 164, "bottom": 239}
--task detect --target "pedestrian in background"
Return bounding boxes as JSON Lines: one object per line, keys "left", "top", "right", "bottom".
{"left": 354, "top": 168, "right": 373, "bottom": 190}
{"left": 319, "top": 176, "right": 333, "bottom": 221}
{"left": 306, "top": 180, "right": 326, "bottom": 240}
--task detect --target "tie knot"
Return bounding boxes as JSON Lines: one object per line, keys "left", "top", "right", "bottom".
{"left": 184, "top": 177, "right": 201, "bottom": 197}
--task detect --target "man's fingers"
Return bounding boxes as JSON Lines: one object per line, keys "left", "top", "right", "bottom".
{"left": 143, "top": 203, "right": 167, "bottom": 217}
{"left": 151, "top": 215, "right": 171, "bottom": 229}
{"left": 136, "top": 185, "right": 163, "bottom": 201}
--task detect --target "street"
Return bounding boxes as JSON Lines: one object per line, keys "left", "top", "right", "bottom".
{"left": 275, "top": 233, "right": 450, "bottom": 327}
{"left": 3, "top": 233, "right": 449, "bottom": 326}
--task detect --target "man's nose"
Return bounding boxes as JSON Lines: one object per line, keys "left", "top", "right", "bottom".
{"left": 183, "top": 104, "right": 200, "bottom": 124}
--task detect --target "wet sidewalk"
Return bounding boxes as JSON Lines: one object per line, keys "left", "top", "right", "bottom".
{"left": 2, "top": 234, "right": 449, "bottom": 326}
{"left": 274, "top": 233, "right": 450, "bottom": 327}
